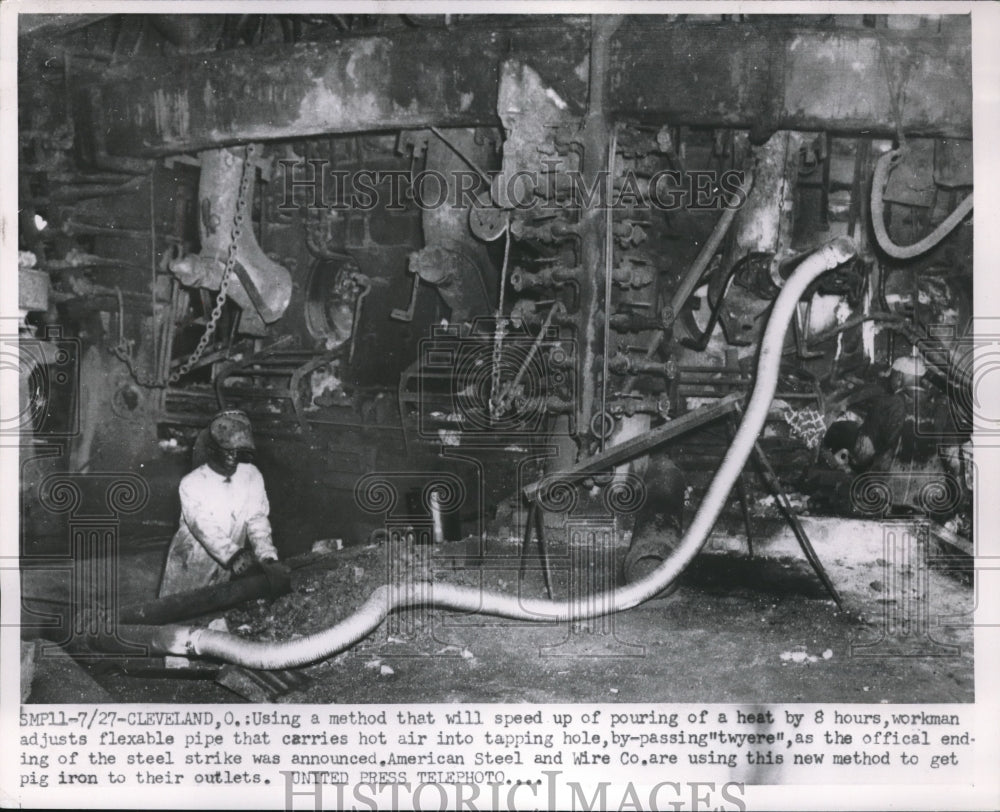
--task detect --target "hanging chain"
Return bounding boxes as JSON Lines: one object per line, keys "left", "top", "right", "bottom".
{"left": 113, "top": 144, "right": 256, "bottom": 388}
{"left": 171, "top": 143, "right": 256, "bottom": 383}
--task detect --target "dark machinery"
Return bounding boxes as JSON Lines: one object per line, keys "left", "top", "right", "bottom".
{"left": 18, "top": 14, "right": 973, "bottom": 661}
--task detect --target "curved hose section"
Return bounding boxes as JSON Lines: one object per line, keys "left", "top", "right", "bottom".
{"left": 157, "top": 237, "right": 856, "bottom": 669}
{"left": 871, "top": 147, "right": 973, "bottom": 260}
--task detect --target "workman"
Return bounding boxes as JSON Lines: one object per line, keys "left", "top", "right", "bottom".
{"left": 159, "top": 410, "right": 286, "bottom": 597}
{"left": 821, "top": 356, "right": 924, "bottom": 474}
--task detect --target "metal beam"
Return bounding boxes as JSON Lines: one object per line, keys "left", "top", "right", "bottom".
{"left": 523, "top": 393, "right": 742, "bottom": 501}
{"left": 92, "top": 19, "right": 971, "bottom": 156}
{"left": 610, "top": 21, "right": 972, "bottom": 139}
{"left": 96, "top": 28, "right": 512, "bottom": 156}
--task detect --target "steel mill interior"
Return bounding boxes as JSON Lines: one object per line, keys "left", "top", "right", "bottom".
{"left": 16, "top": 13, "right": 975, "bottom": 704}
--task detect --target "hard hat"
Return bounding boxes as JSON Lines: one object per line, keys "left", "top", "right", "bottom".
{"left": 208, "top": 410, "right": 255, "bottom": 451}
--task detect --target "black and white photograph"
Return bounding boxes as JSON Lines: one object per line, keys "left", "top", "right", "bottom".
{"left": 2, "top": 2, "right": 998, "bottom": 809}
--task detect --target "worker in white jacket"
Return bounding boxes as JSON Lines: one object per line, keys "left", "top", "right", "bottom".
{"left": 159, "top": 410, "right": 284, "bottom": 597}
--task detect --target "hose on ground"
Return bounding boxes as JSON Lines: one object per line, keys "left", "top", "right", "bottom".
{"left": 871, "top": 147, "right": 973, "bottom": 260}
{"left": 138, "top": 237, "right": 857, "bottom": 669}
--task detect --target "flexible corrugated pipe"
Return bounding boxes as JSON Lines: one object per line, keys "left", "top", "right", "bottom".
{"left": 128, "top": 237, "right": 857, "bottom": 669}
{"left": 871, "top": 147, "right": 973, "bottom": 260}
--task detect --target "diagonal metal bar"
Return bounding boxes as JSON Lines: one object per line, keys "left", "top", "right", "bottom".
{"left": 523, "top": 393, "right": 741, "bottom": 501}
{"left": 749, "top": 438, "right": 845, "bottom": 609}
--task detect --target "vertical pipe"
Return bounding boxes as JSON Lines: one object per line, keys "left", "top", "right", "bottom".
{"left": 600, "top": 128, "right": 617, "bottom": 452}
{"left": 149, "top": 167, "right": 158, "bottom": 378}
{"left": 577, "top": 16, "right": 623, "bottom": 449}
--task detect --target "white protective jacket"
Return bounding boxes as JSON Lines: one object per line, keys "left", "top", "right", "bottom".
{"left": 159, "top": 462, "right": 278, "bottom": 597}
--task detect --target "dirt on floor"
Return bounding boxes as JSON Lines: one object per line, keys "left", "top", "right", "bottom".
{"left": 31, "top": 512, "right": 972, "bottom": 706}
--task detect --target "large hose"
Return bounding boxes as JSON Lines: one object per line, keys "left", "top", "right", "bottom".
{"left": 136, "top": 237, "right": 857, "bottom": 669}
{"left": 871, "top": 147, "right": 973, "bottom": 260}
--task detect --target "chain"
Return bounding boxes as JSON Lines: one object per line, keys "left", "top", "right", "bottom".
{"left": 110, "top": 280, "right": 164, "bottom": 388}
{"left": 110, "top": 343, "right": 163, "bottom": 388}
{"left": 171, "top": 143, "right": 256, "bottom": 383}
{"left": 113, "top": 144, "right": 256, "bottom": 388}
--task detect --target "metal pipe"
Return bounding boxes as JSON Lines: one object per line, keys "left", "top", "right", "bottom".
{"left": 601, "top": 128, "right": 618, "bottom": 452}
{"left": 623, "top": 168, "right": 753, "bottom": 392}
{"left": 608, "top": 307, "right": 673, "bottom": 333}
{"left": 157, "top": 278, "right": 180, "bottom": 388}
{"left": 24, "top": 177, "right": 145, "bottom": 203}
{"left": 509, "top": 265, "right": 580, "bottom": 291}
{"left": 149, "top": 169, "right": 158, "bottom": 379}
{"left": 624, "top": 455, "right": 686, "bottom": 584}
{"left": 670, "top": 170, "right": 754, "bottom": 323}
{"left": 573, "top": 16, "right": 623, "bottom": 443}
{"left": 607, "top": 353, "right": 674, "bottom": 378}
{"left": 118, "top": 573, "right": 289, "bottom": 625}
{"left": 870, "top": 147, "right": 973, "bottom": 260}
{"left": 126, "top": 238, "right": 857, "bottom": 669}
{"left": 496, "top": 303, "right": 562, "bottom": 412}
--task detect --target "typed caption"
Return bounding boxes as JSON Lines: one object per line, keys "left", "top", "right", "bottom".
{"left": 11, "top": 701, "right": 976, "bottom": 809}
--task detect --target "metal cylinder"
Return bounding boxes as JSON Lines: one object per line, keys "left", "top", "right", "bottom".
{"left": 429, "top": 489, "right": 465, "bottom": 544}
{"left": 623, "top": 455, "right": 686, "bottom": 585}
{"left": 118, "top": 572, "right": 290, "bottom": 626}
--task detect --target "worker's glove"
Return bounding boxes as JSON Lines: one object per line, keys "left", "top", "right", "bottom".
{"left": 260, "top": 557, "right": 291, "bottom": 595}
{"left": 227, "top": 548, "right": 254, "bottom": 577}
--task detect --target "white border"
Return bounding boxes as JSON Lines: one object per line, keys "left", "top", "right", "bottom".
{"left": 2, "top": 2, "right": 998, "bottom": 810}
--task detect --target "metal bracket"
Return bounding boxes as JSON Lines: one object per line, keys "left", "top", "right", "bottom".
{"left": 390, "top": 273, "right": 421, "bottom": 322}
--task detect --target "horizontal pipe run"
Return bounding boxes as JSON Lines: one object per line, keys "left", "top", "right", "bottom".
{"left": 118, "top": 573, "right": 289, "bottom": 625}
